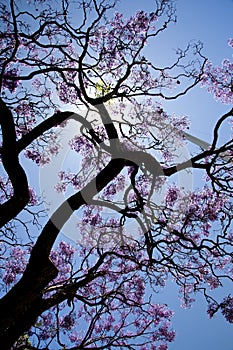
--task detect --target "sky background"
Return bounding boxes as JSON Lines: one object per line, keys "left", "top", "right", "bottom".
{"left": 16, "top": 0, "right": 233, "bottom": 348}
{"left": 115, "top": 1, "right": 233, "bottom": 349}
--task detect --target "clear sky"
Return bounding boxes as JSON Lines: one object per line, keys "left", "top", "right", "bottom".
{"left": 116, "top": 1, "right": 233, "bottom": 349}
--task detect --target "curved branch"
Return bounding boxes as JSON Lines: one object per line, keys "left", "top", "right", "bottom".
{"left": 210, "top": 108, "right": 233, "bottom": 151}
{"left": 15, "top": 110, "right": 111, "bottom": 154}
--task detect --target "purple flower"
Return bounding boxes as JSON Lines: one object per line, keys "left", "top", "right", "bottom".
{"left": 69, "top": 135, "right": 94, "bottom": 155}
{"left": 207, "top": 303, "right": 218, "bottom": 318}
{"left": 2, "top": 247, "right": 28, "bottom": 285}
{"left": 28, "top": 188, "right": 38, "bottom": 205}
{"left": 221, "top": 296, "right": 233, "bottom": 323}
{"left": 165, "top": 186, "right": 179, "bottom": 206}
{"left": 2, "top": 68, "right": 19, "bottom": 93}
{"left": 60, "top": 314, "right": 75, "bottom": 330}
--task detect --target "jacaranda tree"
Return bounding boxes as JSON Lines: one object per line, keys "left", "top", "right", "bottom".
{"left": 0, "top": 0, "right": 233, "bottom": 349}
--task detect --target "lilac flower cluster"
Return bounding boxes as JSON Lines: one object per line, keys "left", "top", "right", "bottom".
{"left": 69, "top": 134, "right": 94, "bottom": 156}
{"left": 25, "top": 149, "right": 51, "bottom": 165}
{"left": 25, "top": 132, "right": 61, "bottom": 165}
{"left": 165, "top": 185, "right": 180, "bottom": 206}
{"left": 184, "top": 186, "right": 226, "bottom": 224}
{"left": 208, "top": 296, "right": 233, "bottom": 324}
{"left": 28, "top": 187, "right": 38, "bottom": 206}
{"left": 207, "top": 302, "right": 218, "bottom": 319}
{"left": 54, "top": 170, "right": 82, "bottom": 193}
{"left": 50, "top": 241, "right": 75, "bottom": 282}
{"left": 27, "top": 241, "right": 176, "bottom": 349}
{"left": 221, "top": 296, "right": 233, "bottom": 323}
{"left": 0, "top": 176, "right": 13, "bottom": 203}
{"left": 201, "top": 39, "right": 233, "bottom": 104}
{"left": 2, "top": 67, "right": 19, "bottom": 93}
{"left": 228, "top": 38, "right": 233, "bottom": 48}
{"left": 14, "top": 102, "right": 36, "bottom": 137}
{"left": 66, "top": 256, "right": 175, "bottom": 349}
{"left": 82, "top": 206, "right": 103, "bottom": 227}
{"left": 101, "top": 174, "right": 125, "bottom": 200}
{"left": 58, "top": 81, "right": 78, "bottom": 104}
{"left": 109, "top": 11, "right": 157, "bottom": 41}
{"left": 60, "top": 314, "right": 76, "bottom": 330}
{"left": 57, "top": 69, "right": 79, "bottom": 104}
{"left": 164, "top": 185, "right": 227, "bottom": 234}
{"left": 2, "top": 247, "right": 28, "bottom": 285}
{"left": 90, "top": 10, "right": 158, "bottom": 72}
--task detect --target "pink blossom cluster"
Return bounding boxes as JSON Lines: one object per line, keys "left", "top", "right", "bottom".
{"left": 151, "top": 184, "right": 232, "bottom": 308}
{"left": 91, "top": 10, "right": 158, "bottom": 66}
{"left": 184, "top": 186, "right": 225, "bottom": 224}
{"left": 82, "top": 205, "right": 103, "bottom": 227}
{"left": 228, "top": 38, "right": 233, "bottom": 48}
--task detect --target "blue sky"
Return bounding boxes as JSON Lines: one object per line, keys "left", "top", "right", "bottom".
{"left": 116, "top": 1, "right": 233, "bottom": 349}
{"left": 41, "top": 1, "right": 233, "bottom": 348}
{"left": 8, "top": 0, "right": 232, "bottom": 348}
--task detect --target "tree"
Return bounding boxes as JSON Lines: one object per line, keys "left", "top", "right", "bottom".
{"left": 0, "top": 0, "right": 232, "bottom": 349}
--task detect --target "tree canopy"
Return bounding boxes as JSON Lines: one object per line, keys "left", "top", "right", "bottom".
{"left": 0, "top": 0, "right": 233, "bottom": 349}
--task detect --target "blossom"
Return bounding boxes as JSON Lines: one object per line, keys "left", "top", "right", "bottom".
{"left": 60, "top": 314, "right": 76, "bottom": 330}
{"left": 165, "top": 186, "right": 180, "bottom": 206}
{"left": 2, "top": 247, "right": 28, "bottom": 285}
{"left": 228, "top": 38, "right": 233, "bottom": 48}
{"left": 207, "top": 302, "right": 218, "bottom": 318}
{"left": 28, "top": 187, "right": 38, "bottom": 205}
{"left": 221, "top": 296, "right": 233, "bottom": 323}
{"left": 24, "top": 149, "right": 51, "bottom": 165}
{"left": 69, "top": 135, "right": 94, "bottom": 156}
{"left": 2, "top": 67, "right": 19, "bottom": 93}
{"left": 201, "top": 47, "right": 233, "bottom": 104}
